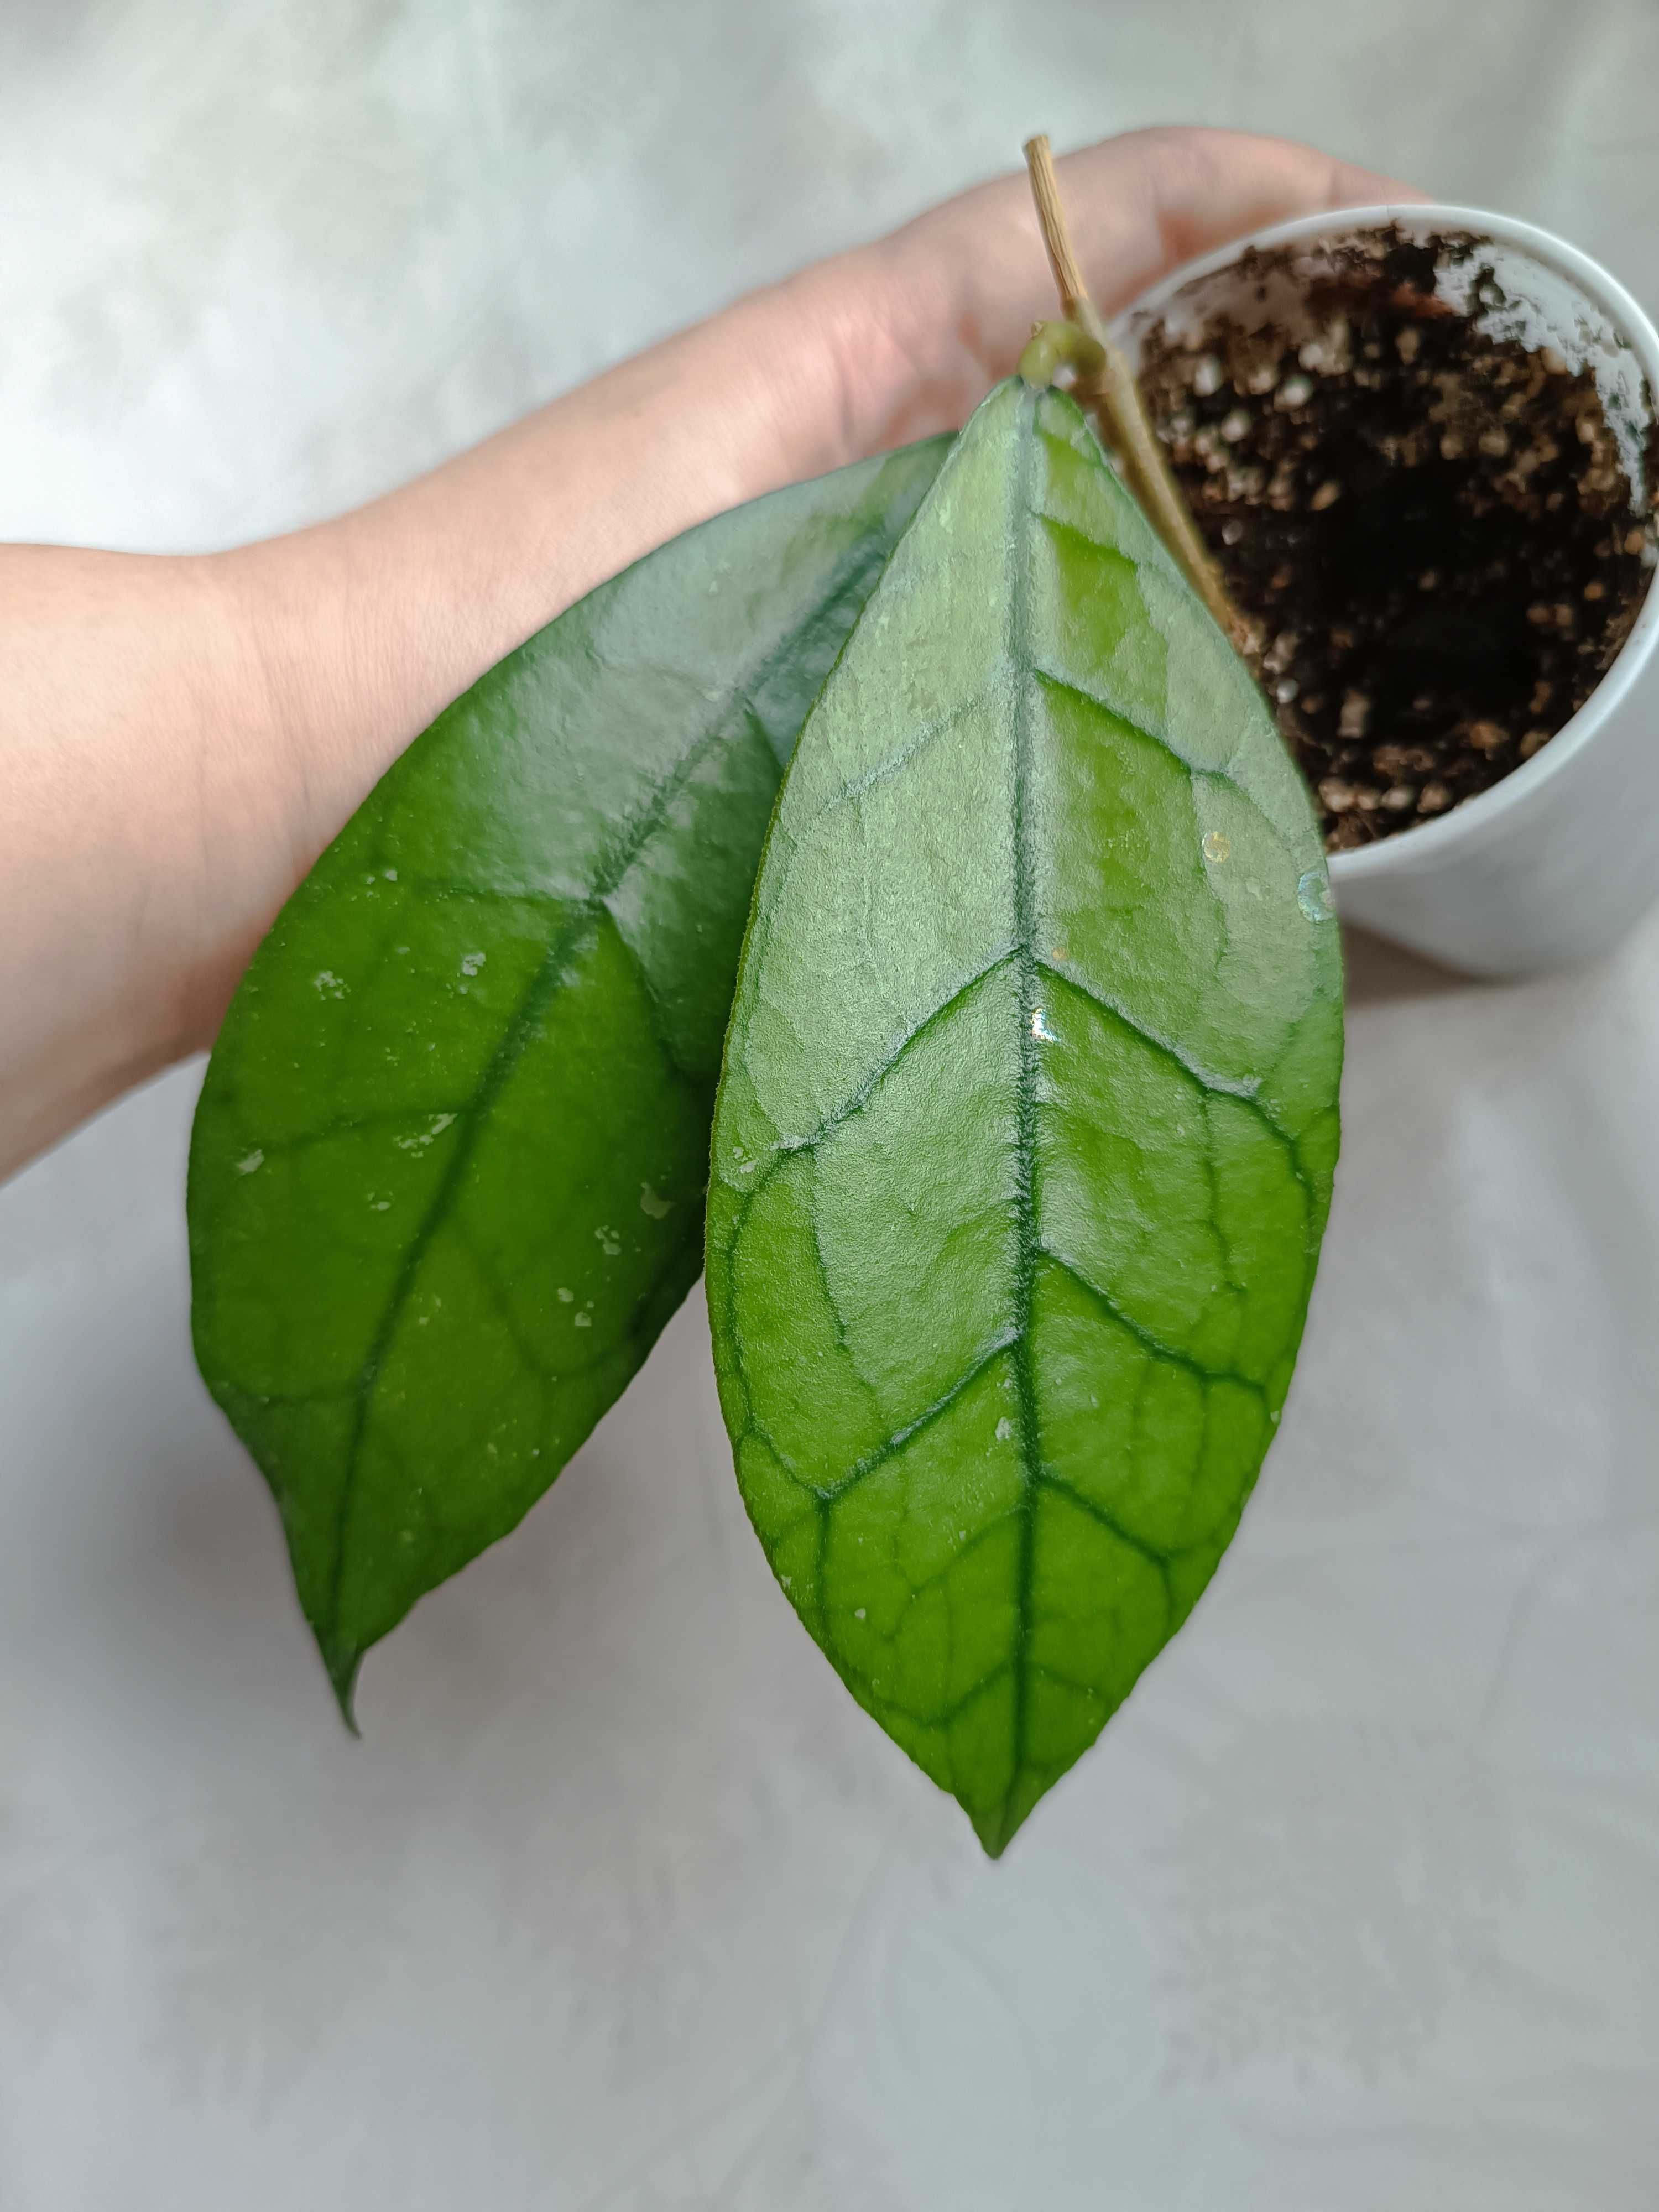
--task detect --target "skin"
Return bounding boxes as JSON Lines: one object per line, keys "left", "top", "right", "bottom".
{"left": 0, "top": 127, "right": 1415, "bottom": 1181}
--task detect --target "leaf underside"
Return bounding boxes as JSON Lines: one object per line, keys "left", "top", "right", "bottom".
{"left": 706, "top": 380, "right": 1343, "bottom": 1855}
{"left": 187, "top": 436, "right": 950, "bottom": 1708}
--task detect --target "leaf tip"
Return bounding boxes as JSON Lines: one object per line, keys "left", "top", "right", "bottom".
{"left": 968, "top": 1797, "right": 1027, "bottom": 1861}
{"left": 325, "top": 1646, "right": 364, "bottom": 1736}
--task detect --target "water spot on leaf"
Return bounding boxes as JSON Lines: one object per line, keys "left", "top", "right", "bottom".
{"left": 1297, "top": 868, "right": 1335, "bottom": 922}
{"left": 1203, "top": 830, "right": 1232, "bottom": 864}
{"left": 394, "top": 1111, "right": 458, "bottom": 1153}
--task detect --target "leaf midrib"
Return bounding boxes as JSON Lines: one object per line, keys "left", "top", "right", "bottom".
{"left": 1003, "top": 380, "right": 1045, "bottom": 1850}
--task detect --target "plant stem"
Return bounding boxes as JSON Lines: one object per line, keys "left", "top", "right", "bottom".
{"left": 1021, "top": 135, "right": 1254, "bottom": 654}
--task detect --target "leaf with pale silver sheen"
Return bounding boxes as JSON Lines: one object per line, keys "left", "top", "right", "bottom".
{"left": 706, "top": 380, "right": 1343, "bottom": 1854}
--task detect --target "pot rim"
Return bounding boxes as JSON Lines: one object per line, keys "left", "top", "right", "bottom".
{"left": 1111, "top": 200, "right": 1659, "bottom": 885}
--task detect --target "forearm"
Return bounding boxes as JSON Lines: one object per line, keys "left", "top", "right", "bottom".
{"left": 0, "top": 547, "right": 260, "bottom": 1173}
{"left": 0, "top": 283, "right": 860, "bottom": 1178}
{"left": 0, "top": 128, "right": 1410, "bottom": 1180}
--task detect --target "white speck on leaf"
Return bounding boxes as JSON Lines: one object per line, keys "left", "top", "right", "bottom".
{"left": 995, "top": 1417, "right": 1014, "bottom": 1442}
{"left": 313, "top": 970, "right": 346, "bottom": 998}
{"left": 639, "top": 1183, "right": 673, "bottom": 1219}
{"left": 1030, "top": 1006, "right": 1058, "bottom": 1044}
{"left": 394, "top": 1110, "right": 457, "bottom": 1152}
{"left": 573, "top": 1312, "right": 592, "bottom": 1329}
{"left": 460, "top": 951, "right": 486, "bottom": 977}
{"left": 557, "top": 1287, "right": 573, "bottom": 1302}
{"left": 235, "top": 1150, "right": 264, "bottom": 1175}
{"left": 1297, "top": 868, "right": 1335, "bottom": 923}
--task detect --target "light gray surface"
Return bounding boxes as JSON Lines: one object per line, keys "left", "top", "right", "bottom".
{"left": 5, "top": 4, "right": 1659, "bottom": 2205}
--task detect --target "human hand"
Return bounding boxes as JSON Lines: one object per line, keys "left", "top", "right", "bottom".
{"left": 775, "top": 126, "right": 1419, "bottom": 462}
{"left": 0, "top": 127, "right": 1415, "bottom": 1179}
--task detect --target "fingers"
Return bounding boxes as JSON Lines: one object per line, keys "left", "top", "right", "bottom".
{"left": 1051, "top": 127, "right": 1422, "bottom": 319}
{"left": 791, "top": 126, "right": 1423, "bottom": 457}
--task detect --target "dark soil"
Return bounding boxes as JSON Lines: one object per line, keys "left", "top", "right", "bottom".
{"left": 1137, "top": 231, "right": 1658, "bottom": 849}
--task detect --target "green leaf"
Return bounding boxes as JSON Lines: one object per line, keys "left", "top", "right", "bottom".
{"left": 188, "top": 435, "right": 951, "bottom": 1710}
{"left": 706, "top": 379, "right": 1343, "bottom": 1855}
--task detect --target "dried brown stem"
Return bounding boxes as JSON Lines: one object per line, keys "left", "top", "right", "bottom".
{"left": 1021, "top": 135, "right": 1252, "bottom": 654}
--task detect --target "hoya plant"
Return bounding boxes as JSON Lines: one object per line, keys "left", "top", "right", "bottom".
{"left": 187, "top": 145, "right": 1342, "bottom": 1854}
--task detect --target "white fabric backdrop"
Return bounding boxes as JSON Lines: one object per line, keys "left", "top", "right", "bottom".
{"left": 4, "top": 3, "right": 1658, "bottom": 2204}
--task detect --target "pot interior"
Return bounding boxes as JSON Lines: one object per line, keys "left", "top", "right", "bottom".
{"left": 1120, "top": 225, "right": 1658, "bottom": 853}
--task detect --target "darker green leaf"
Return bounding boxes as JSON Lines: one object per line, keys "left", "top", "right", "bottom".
{"left": 706, "top": 379, "right": 1343, "bottom": 1854}
{"left": 188, "top": 435, "right": 950, "bottom": 1709}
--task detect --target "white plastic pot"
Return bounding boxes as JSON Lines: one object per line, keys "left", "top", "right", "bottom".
{"left": 1113, "top": 203, "right": 1659, "bottom": 979}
